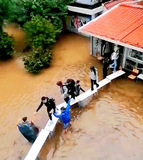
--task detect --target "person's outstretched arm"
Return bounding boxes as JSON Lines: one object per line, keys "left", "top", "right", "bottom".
{"left": 16, "top": 119, "right": 21, "bottom": 126}
{"left": 36, "top": 101, "right": 43, "bottom": 112}
{"left": 80, "top": 87, "right": 85, "bottom": 92}
{"left": 53, "top": 112, "right": 61, "bottom": 118}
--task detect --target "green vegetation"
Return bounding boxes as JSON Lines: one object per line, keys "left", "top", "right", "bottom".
{"left": 23, "top": 47, "right": 52, "bottom": 74}
{"left": 0, "top": 0, "right": 73, "bottom": 73}
{"left": 0, "top": 0, "right": 14, "bottom": 59}
{"left": 0, "top": 0, "right": 10, "bottom": 32}
{"left": 23, "top": 15, "right": 56, "bottom": 49}
{"left": 0, "top": 32, "right": 14, "bottom": 59}
{"left": 23, "top": 15, "right": 55, "bottom": 73}
{"left": 9, "top": 0, "right": 73, "bottom": 37}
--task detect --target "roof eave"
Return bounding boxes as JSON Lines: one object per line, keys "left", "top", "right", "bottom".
{"left": 79, "top": 29, "right": 143, "bottom": 53}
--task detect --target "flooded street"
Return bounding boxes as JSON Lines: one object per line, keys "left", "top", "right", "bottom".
{"left": 0, "top": 26, "right": 143, "bottom": 160}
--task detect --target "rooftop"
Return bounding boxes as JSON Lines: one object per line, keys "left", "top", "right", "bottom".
{"left": 104, "top": 0, "right": 135, "bottom": 10}
{"left": 79, "top": 2, "right": 143, "bottom": 52}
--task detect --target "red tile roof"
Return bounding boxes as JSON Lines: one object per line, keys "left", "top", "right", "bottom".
{"left": 104, "top": 0, "right": 134, "bottom": 10}
{"left": 79, "top": 3, "right": 143, "bottom": 50}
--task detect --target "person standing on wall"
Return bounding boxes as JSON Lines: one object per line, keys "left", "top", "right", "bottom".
{"left": 34, "top": 96, "right": 56, "bottom": 123}
{"left": 102, "top": 56, "right": 110, "bottom": 79}
{"left": 66, "top": 79, "right": 76, "bottom": 99}
{"left": 74, "top": 80, "right": 85, "bottom": 96}
{"left": 56, "top": 81, "right": 69, "bottom": 103}
{"left": 89, "top": 66, "right": 99, "bottom": 91}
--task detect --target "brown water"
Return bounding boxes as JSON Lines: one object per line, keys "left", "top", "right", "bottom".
{"left": 1, "top": 25, "right": 143, "bottom": 160}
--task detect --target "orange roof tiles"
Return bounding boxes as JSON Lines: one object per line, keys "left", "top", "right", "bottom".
{"left": 104, "top": 0, "right": 134, "bottom": 10}
{"left": 80, "top": 4, "right": 143, "bottom": 49}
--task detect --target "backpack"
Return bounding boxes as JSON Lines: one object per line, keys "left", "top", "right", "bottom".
{"left": 75, "top": 84, "right": 80, "bottom": 96}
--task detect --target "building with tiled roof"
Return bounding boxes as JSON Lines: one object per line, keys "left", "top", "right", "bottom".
{"left": 79, "top": 1, "right": 143, "bottom": 72}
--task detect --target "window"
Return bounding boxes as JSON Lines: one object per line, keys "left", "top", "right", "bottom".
{"left": 129, "top": 50, "right": 143, "bottom": 61}
{"left": 137, "top": 63, "right": 143, "bottom": 69}
{"left": 125, "top": 59, "right": 136, "bottom": 70}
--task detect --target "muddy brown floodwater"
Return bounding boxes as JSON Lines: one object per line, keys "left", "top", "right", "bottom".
{"left": 0, "top": 25, "right": 143, "bottom": 160}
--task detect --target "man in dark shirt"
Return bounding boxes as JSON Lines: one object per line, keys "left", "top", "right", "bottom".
{"left": 35, "top": 96, "right": 56, "bottom": 121}
{"left": 75, "top": 80, "right": 85, "bottom": 96}
{"left": 66, "top": 79, "right": 76, "bottom": 99}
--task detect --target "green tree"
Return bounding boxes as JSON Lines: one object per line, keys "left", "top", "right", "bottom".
{"left": 0, "top": 0, "right": 15, "bottom": 60}
{"left": 23, "top": 47, "right": 52, "bottom": 74}
{"left": 9, "top": 0, "right": 73, "bottom": 34}
{"left": 0, "top": 32, "right": 14, "bottom": 59}
{"left": 23, "top": 15, "right": 56, "bottom": 49}
{"left": 8, "top": 0, "right": 73, "bottom": 73}
{"left": 0, "top": 0, "right": 11, "bottom": 32}
{"left": 30, "top": 0, "right": 73, "bottom": 35}
{"left": 9, "top": 0, "right": 33, "bottom": 26}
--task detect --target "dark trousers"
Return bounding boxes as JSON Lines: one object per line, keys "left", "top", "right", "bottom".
{"left": 64, "top": 97, "right": 69, "bottom": 103}
{"left": 90, "top": 79, "right": 99, "bottom": 91}
{"left": 48, "top": 112, "right": 52, "bottom": 120}
{"left": 103, "top": 67, "right": 108, "bottom": 79}
{"left": 47, "top": 107, "right": 56, "bottom": 120}
{"left": 70, "top": 91, "right": 75, "bottom": 99}
{"left": 68, "top": 90, "right": 75, "bottom": 99}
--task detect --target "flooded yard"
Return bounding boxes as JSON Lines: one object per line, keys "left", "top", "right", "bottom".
{"left": 0, "top": 26, "right": 143, "bottom": 160}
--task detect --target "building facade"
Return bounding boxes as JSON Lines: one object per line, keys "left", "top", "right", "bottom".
{"left": 79, "top": 1, "right": 143, "bottom": 72}
{"left": 65, "top": 0, "right": 107, "bottom": 33}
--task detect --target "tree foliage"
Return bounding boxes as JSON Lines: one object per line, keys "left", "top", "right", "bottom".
{"left": 9, "top": 0, "right": 73, "bottom": 33}
{"left": 0, "top": 0, "right": 11, "bottom": 32}
{"left": 0, "top": 32, "right": 14, "bottom": 59}
{"left": 9, "top": 0, "right": 33, "bottom": 26}
{"left": 23, "top": 47, "right": 52, "bottom": 74}
{"left": 23, "top": 15, "right": 56, "bottom": 49}
{"left": 0, "top": 0, "right": 15, "bottom": 60}
{"left": 8, "top": 0, "right": 73, "bottom": 73}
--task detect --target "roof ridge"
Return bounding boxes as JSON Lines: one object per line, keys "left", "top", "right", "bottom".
{"left": 121, "top": 0, "right": 143, "bottom": 8}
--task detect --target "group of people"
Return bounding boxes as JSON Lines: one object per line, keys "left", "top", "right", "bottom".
{"left": 17, "top": 66, "right": 100, "bottom": 143}
{"left": 56, "top": 79, "right": 85, "bottom": 103}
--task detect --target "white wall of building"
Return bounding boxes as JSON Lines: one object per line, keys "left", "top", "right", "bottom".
{"left": 74, "top": 0, "right": 100, "bottom": 5}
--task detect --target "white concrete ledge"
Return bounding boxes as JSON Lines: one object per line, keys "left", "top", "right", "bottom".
{"left": 98, "top": 78, "right": 111, "bottom": 88}
{"left": 44, "top": 116, "right": 59, "bottom": 131}
{"left": 106, "top": 70, "right": 125, "bottom": 80}
{"left": 24, "top": 129, "right": 50, "bottom": 160}
{"left": 78, "top": 88, "right": 97, "bottom": 101}
{"left": 137, "top": 74, "right": 143, "bottom": 80}
{"left": 67, "top": 5, "right": 103, "bottom": 15}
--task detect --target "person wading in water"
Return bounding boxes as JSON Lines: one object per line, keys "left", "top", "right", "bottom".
{"left": 17, "top": 117, "right": 39, "bottom": 143}
{"left": 53, "top": 99, "right": 71, "bottom": 138}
